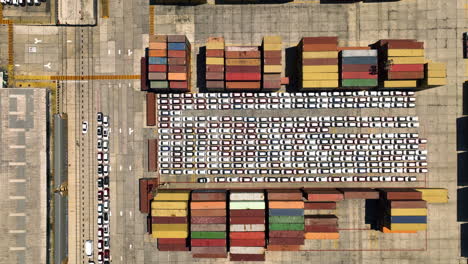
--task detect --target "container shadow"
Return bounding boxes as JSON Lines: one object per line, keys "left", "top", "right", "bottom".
{"left": 364, "top": 199, "right": 379, "bottom": 230}
{"left": 320, "top": 0, "right": 359, "bottom": 3}
{"left": 285, "top": 47, "right": 298, "bottom": 92}
{"left": 215, "top": 0, "right": 291, "bottom": 4}
{"left": 463, "top": 82, "right": 468, "bottom": 115}
{"left": 457, "top": 116, "right": 468, "bottom": 151}
{"left": 196, "top": 46, "right": 208, "bottom": 93}
{"left": 458, "top": 152, "right": 468, "bottom": 186}
{"left": 458, "top": 188, "right": 468, "bottom": 222}
{"left": 150, "top": 0, "right": 206, "bottom": 5}
{"left": 461, "top": 223, "right": 468, "bottom": 257}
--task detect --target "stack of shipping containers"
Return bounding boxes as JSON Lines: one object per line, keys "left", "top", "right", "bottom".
{"left": 205, "top": 37, "right": 225, "bottom": 91}
{"left": 378, "top": 189, "right": 427, "bottom": 232}
{"left": 167, "top": 35, "right": 191, "bottom": 92}
{"left": 151, "top": 190, "right": 190, "bottom": 251}
{"left": 267, "top": 190, "right": 304, "bottom": 251}
{"left": 340, "top": 49, "right": 378, "bottom": 88}
{"left": 303, "top": 189, "right": 342, "bottom": 240}
{"left": 148, "top": 35, "right": 168, "bottom": 91}
{"left": 190, "top": 190, "right": 228, "bottom": 259}
{"left": 229, "top": 191, "right": 266, "bottom": 261}
{"left": 262, "top": 36, "right": 282, "bottom": 92}
{"left": 376, "top": 39, "right": 425, "bottom": 89}
{"left": 423, "top": 62, "right": 447, "bottom": 87}
{"left": 298, "top": 37, "right": 339, "bottom": 90}
{"left": 225, "top": 46, "right": 262, "bottom": 91}
{"left": 415, "top": 188, "right": 448, "bottom": 204}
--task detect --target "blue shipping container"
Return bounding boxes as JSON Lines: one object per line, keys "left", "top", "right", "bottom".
{"left": 148, "top": 57, "right": 167, "bottom": 65}
{"left": 342, "top": 56, "right": 378, "bottom": 65}
{"left": 390, "top": 216, "right": 427, "bottom": 223}
{"left": 269, "top": 209, "right": 304, "bottom": 216}
{"left": 168, "top": 43, "right": 186, "bottom": 51}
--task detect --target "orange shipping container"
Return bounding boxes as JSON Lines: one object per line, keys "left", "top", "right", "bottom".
{"left": 168, "top": 73, "right": 187, "bottom": 81}
{"left": 191, "top": 209, "right": 226, "bottom": 217}
{"left": 149, "top": 42, "right": 167, "bottom": 50}
{"left": 190, "top": 201, "right": 226, "bottom": 209}
{"left": 168, "top": 50, "right": 186, "bottom": 58}
{"left": 304, "top": 232, "right": 340, "bottom": 240}
{"left": 225, "top": 82, "right": 261, "bottom": 89}
{"left": 149, "top": 35, "right": 167, "bottom": 43}
{"left": 269, "top": 201, "right": 304, "bottom": 209}
{"left": 225, "top": 59, "right": 261, "bottom": 66}
{"left": 382, "top": 227, "right": 417, "bottom": 234}
{"left": 149, "top": 50, "right": 167, "bottom": 57}
{"left": 225, "top": 51, "right": 261, "bottom": 59}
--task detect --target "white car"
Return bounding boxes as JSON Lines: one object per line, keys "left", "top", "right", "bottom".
{"left": 253, "top": 177, "right": 265, "bottom": 182}
{"left": 240, "top": 177, "right": 252, "bottom": 182}
{"left": 214, "top": 177, "right": 226, "bottom": 183}
{"left": 228, "top": 177, "right": 240, "bottom": 182}
{"left": 266, "top": 177, "right": 278, "bottom": 182}
{"left": 82, "top": 121, "right": 88, "bottom": 134}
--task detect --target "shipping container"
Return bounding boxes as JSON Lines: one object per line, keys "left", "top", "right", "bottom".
{"left": 147, "top": 139, "right": 157, "bottom": 171}
{"left": 206, "top": 49, "right": 224, "bottom": 57}
{"left": 339, "top": 188, "right": 379, "bottom": 199}
{"left": 149, "top": 81, "right": 168, "bottom": 89}
{"left": 191, "top": 246, "right": 227, "bottom": 254}
{"left": 267, "top": 190, "right": 303, "bottom": 200}
{"left": 149, "top": 50, "right": 167, "bottom": 57}
{"left": 225, "top": 51, "right": 261, "bottom": 59}
{"left": 269, "top": 201, "right": 304, "bottom": 209}
{"left": 191, "top": 209, "right": 226, "bottom": 217}
{"left": 341, "top": 72, "right": 377, "bottom": 79}
{"left": 168, "top": 50, "right": 186, "bottom": 58}
{"left": 263, "top": 36, "right": 282, "bottom": 44}
{"left": 229, "top": 254, "right": 265, "bottom": 261}
{"left": 269, "top": 223, "right": 304, "bottom": 231}
{"left": 168, "top": 42, "right": 186, "bottom": 50}
{"left": 342, "top": 64, "right": 377, "bottom": 72}
{"left": 302, "top": 37, "right": 338, "bottom": 45}
{"left": 264, "top": 65, "right": 282, "bottom": 73}
{"left": 206, "top": 37, "right": 225, "bottom": 50}
{"left": 302, "top": 65, "right": 338, "bottom": 73}
{"left": 230, "top": 224, "right": 266, "bottom": 232}
{"left": 146, "top": 93, "right": 156, "bottom": 126}
{"left": 168, "top": 57, "right": 187, "bottom": 65}
{"left": 191, "top": 239, "right": 226, "bottom": 247}
{"left": 206, "top": 57, "right": 224, "bottom": 65}
{"left": 206, "top": 72, "right": 224, "bottom": 80}
{"left": 192, "top": 253, "right": 228, "bottom": 259}
{"left": 157, "top": 244, "right": 189, "bottom": 251}
{"left": 387, "top": 49, "right": 424, "bottom": 57}
{"left": 230, "top": 209, "right": 265, "bottom": 217}
{"left": 152, "top": 209, "right": 187, "bottom": 217}
{"left": 269, "top": 209, "right": 304, "bottom": 216}
{"left": 225, "top": 46, "right": 259, "bottom": 52}
{"left": 302, "top": 80, "right": 339, "bottom": 88}
{"left": 269, "top": 216, "right": 305, "bottom": 224}
{"left": 206, "top": 81, "right": 225, "bottom": 89}
{"left": 152, "top": 217, "right": 187, "bottom": 224}
{"left": 389, "top": 208, "right": 427, "bottom": 216}
{"left": 192, "top": 190, "right": 227, "bottom": 200}
{"left": 225, "top": 59, "right": 261, "bottom": 66}
{"left": 387, "top": 223, "right": 427, "bottom": 231}
{"left": 191, "top": 231, "right": 226, "bottom": 239}
{"left": 389, "top": 57, "right": 425, "bottom": 64}
{"left": 169, "top": 81, "right": 188, "bottom": 90}
{"left": 263, "top": 44, "right": 282, "bottom": 51}
{"left": 269, "top": 230, "right": 304, "bottom": 238}
{"left": 148, "top": 57, "right": 167, "bottom": 65}
{"left": 139, "top": 178, "right": 157, "bottom": 213}
{"left": 304, "top": 215, "right": 338, "bottom": 225}
{"left": 206, "top": 65, "right": 225, "bottom": 72}
{"left": 305, "top": 225, "right": 338, "bottom": 233}
{"left": 386, "top": 42, "right": 424, "bottom": 49}
{"left": 381, "top": 227, "right": 417, "bottom": 234}
{"left": 304, "top": 202, "right": 336, "bottom": 210}
{"left": 230, "top": 217, "right": 265, "bottom": 224}
{"left": 191, "top": 216, "right": 226, "bottom": 224}
{"left": 191, "top": 201, "right": 226, "bottom": 209}
{"left": 390, "top": 216, "right": 427, "bottom": 223}
{"left": 149, "top": 35, "right": 167, "bottom": 43}
{"left": 225, "top": 65, "right": 261, "bottom": 73}
{"left": 168, "top": 65, "right": 187, "bottom": 73}
{"left": 303, "top": 72, "right": 339, "bottom": 80}
{"left": 387, "top": 71, "right": 424, "bottom": 80}
{"left": 387, "top": 200, "right": 427, "bottom": 208}
{"left": 304, "top": 232, "right": 340, "bottom": 240}
{"left": 190, "top": 224, "right": 226, "bottom": 232}
{"left": 167, "top": 35, "right": 187, "bottom": 43}
{"left": 304, "top": 209, "right": 336, "bottom": 215}
{"left": 302, "top": 58, "right": 338, "bottom": 65}
{"left": 263, "top": 51, "right": 282, "bottom": 58}
{"left": 268, "top": 237, "right": 304, "bottom": 245}
{"left": 303, "top": 51, "right": 338, "bottom": 59}
{"left": 264, "top": 57, "right": 282, "bottom": 65}
{"left": 342, "top": 56, "right": 378, "bottom": 65}
{"left": 389, "top": 64, "right": 424, "bottom": 72}
{"left": 302, "top": 44, "right": 338, "bottom": 52}
{"left": 379, "top": 188, "right": 422, "bottom": 200}
{"left": 152, "top": 230, "right": 188, "bottom": 239}
{"left": 267, "top": 245, "right": 301, "bottom": 251}
{"left": 149, "top": 42, "right": 167, "bottom": 50}
{"left": 226, "top": 82, "right": 261, "bottom": 90}
{"left": 415, "top": 188, "right": 448, "bottom": 203}
{"left": 342, "top": 50, "right": 377, "bottom": 57}
{"left": 152, "top": 201, "right": 188, "bottom": 210}
{"left": 229, "top": 231, "right": 265, "bottom": 240}
{"left": 304, "top": 189, "right": 344, "bottom": 201}
{"left": 158, "top": 238, "right": 187, "bottom": 245}
{"left": 148, "top": 72, "right": 166, "bottom": 80}
{"left": 341, "top": 79, "right": 378, "bottom": 87}
{"left": 230, "top": 239, "right": 265, "bottom": 247}
{"left": 230, "top": 247, "right": 265, "bottom": 255}
{"left": 230, "top": 201, "right": 265, "bottom": 210}
{"left": 225, "top": 72, "right": 261, "bottom": 81}
{"left": 148, "top": 65, "right": 167, "bottom": 73}
{"left": 384, "top": 80, "right": 417, "bottom": 88}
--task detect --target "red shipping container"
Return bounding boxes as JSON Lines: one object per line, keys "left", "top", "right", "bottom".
{"left": 341, "top": 64, "right": 377, "bottom": 72}
{"left": 302, "top": 58, "right": 338, "bottom": 65}
{"left": 206, "top": 49, "right": 224, "bottom": 57}
{"left": 191, "top": 246, "right": 226, "bottom": 254}
{"left": 148, "top": 72, "right": 166, "bottom": 80}
{"left": 304, "top": 215, "right": 338, "bottom": 225}
{"left": 389, "top": 64, "right": 424, "bottom": 72}
{"left": 146, "top": 93, "right": 156, "bottom": 126}
{"left": 230, "top": 254, "right": 265, "bottom": 262}
{"left": 191, "top": 239, "right": 226, "bottom": 247}
{"left": 386, "top": 42, "right": 424, "bottom": 49}
{"left": 269, "top": 231, "right": 304, "bottom": 238}
{"left": 341, "top": 72, "right": 377, "bottom": 79}
{"left": 229, "top": 232, "right": 265, "bottom": 240}
{"left": 376, "top": 39, "right": 417, "bottom": 47}
{"left": 192, "top": 192, "right": 227, "bottom": 201}
{"left": 226, "top": 72, "right": 261, "bottom": 81}
{"left": 191, "top": 209, "right": 226, "bottom": 217}
{"left": 379, "top": 188, "right": 422, "bottom": 200}
{"left": 230, "top": 239, "right": 265, "bottom": 247}
{"left": 168, "top": 50, "right": 186, "bottom": 58}
{"left": 263, "top": 57, "right": 282, "bottom": 65}
{"left": 191, "top": 216, "right": 226, "bottom": 224}
{"left": 230, "top": 217, "right": 265, "bottom": 224}
{"left": 168, "top": 57, "right": 186, "bottom": 65}
{"left": 305, "top": 202, "right": 337, "bottom": 210}
{"left": 158, "top": 238, "right": 187, "bottom": 245}
{"left": 263, "top": 80, "right": 281, "bottom": 89}
{"left": 304, "top": 189, "right": 344, "bottom": 202}
{"left": 269, "top": 237, "right": 304, "bottom": 245}
{"left": 225, "top": 65, "right": 261, "bottom": 73}
{"left": 267, "top": 245, "right": 301, "bottom": 251}
{"left": 169, "top": 81, "right": 188, "bottom": 90}
{"left": 263, "top": 51, "right": 282, "bottom": 58}
{"left": 206, "top": 81, "right": 224, "bottom": 89}
{"left": 207, "top": 65, "right": 224, "bottom": 72}
{"left": 167, "top": 35, "right": 187, "bottom": 43}
{"left": 387, "top": 71, "right": 424, "bottom": 80}
{"left": 387, "top": 200, "right": 427, "bottom": 208}
{"left": 225, "top": 51, "right": 261, "bottom": 59}
{"left": 302, "top": 37, "right": 338, "bottom": 45}
{"left": 302, "top": 44, "right": 337, "bottom": 52}
{"left": 193, "top": 253, "right": 228, "bottom": 259}
{"left": 206, "top": 72, "right": 224, "bottom": 80}
{"left": 263, "top": 74, "right": 282, "bottom": 81}
{"left": 140, "top": 57, "right": 148, "bottom": 91}
{"left": 168, "top": 65, "right": 186, "bottom": 73}
{"left": 305, "top": 225, "right": 338, "bottom": 233}
{"left": 230, "top": 210, "right": 265, "bottom": 217}
{"left": 152, "top": 216, "right": 187, "bottom": 224}
{"left": 267, "top": 190, "right": 303, "bottom": 200}
{"left": 226, "top": 82, "right": 261, "bottom": 90}
{"left": 148, "top": 64, "right": 167, "bottom": 73}
{"left": 157, "top": 244, "right": 189, "bottom": 251}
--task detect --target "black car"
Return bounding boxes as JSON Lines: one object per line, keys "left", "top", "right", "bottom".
{"left": 98, "top": 164, "right": 103, "bottom": 176}
{"left": 97, "top": 112, "right": 103, "bottom": 124}
{"left": 103, "top": 176, "right": 109, "bottom": 187}
{"left": 97, "top": 178, "right": 103, "bottom": 189}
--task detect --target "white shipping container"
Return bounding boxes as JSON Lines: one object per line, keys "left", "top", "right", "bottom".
{"left": 230, "top": 192, "right": 265, "bottom": 201}
{"left": 342, "top": 50, "right": 377, "bottom": 57}
{"left": 225, "top": 46, "right": 259, "bottom": 52}
{"left": 230, "top": 224, "right": 265, "bottom": 232}
{"left": 230, "top": 247, "right": 265, "bottom": 255}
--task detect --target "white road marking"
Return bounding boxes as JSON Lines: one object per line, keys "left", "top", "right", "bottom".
{"left": 67, "top": 40, "right": 72, "bottom": 43}
{"left": 34, "top": 38, "right": 42, "bottom": 44}
{"left": 14, "top": 64, "right": 20, "bottom": 67}
{"left": 128, "top": 49, "right": 133, "bottom": 56}
{"left": 129, "top": 211, "right": 132, "bottom": 218}
{"left": 128, "top": 128, "right": 133, "bottom": 135}
{"left": 119, "top": 128, "right": 122, "bottom": 133}
{"left": 9, "top": 196, "right": 26, "bottom": 200}
{"left": 9, "top": 179, "right": 26, "bottom": 183}
{"left": 129, "top": 165, "right": 132, "bottom": 171}
{"left": 120, "top": 256, "right": 123, "bottom": 261}
{"left": 9, "top": 162, "right": 26, "bottom": 166}
{"left": 108, "top": 49, "right": 111, "bottom": 55}
{"left": 9, "top": 230, "right": 26, "bottom": 234}
{"left": 128, "top": 83, "right": 131, "bottom": 87}
{"left": 9, "top": 145, "right": 25, "bottom": 149}
{"left": 9, "top": 213, "right": 26, "bottom": 217}
{"left": 118, "top": 50, "right": 121, "bottom": 55}
{"left": 44, "top": 63, "right": 51, "bottom": 69}
{"left": 118, "top": 83, "right": 121, "bottom": 88}
{"left": 129, "top": 244, "right": 132, "bottom": 249}
{"left": 9, "top": 247, "right": 26, "bottom": 251}
{"left": 119, "top": 165, "right": 122, "bottom": 171}
{"left": 120, "top": 211, "right": 123, "bottom": 216}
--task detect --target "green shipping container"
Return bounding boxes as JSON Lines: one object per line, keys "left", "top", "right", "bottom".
{"left": 229, "top": 201, "right": 265, "bottom": 210}
{"left": 150, "top": 81, "right": 169, "bottom": 89}
{"left": 191, "top": 231, "right": 226, "bottom": 239}
{"left": 269, "top": 223, "right": 305, "bottom": 231}
{"left": 269, "top": 216, "right": 305, "bottom": 224}
{"left": 341, "top": 79, "right": 378, "bottom": 87}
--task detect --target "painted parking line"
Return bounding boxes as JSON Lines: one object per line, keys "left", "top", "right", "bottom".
{"left": 9, "top": 179, "right": 26, "bottom": 183}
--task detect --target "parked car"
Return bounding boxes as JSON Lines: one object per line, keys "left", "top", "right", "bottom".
{"left": 82, "top": 121, "right": 88, "bottom": 134}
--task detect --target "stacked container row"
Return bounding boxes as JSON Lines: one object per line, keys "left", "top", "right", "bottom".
{"left": 262, "top": 36, "right": 282, "bottom": 92}
{"left": 147, "top": 35, "right": 191, "bottom": 92}
{"left": 151, "top": 190, "right": 190, "bottom": 251}
{"left": 267, "top": 190, "right": 304, "bottom": 251}
{"left": 303, "top": 189, "right": 341, "bottom": 240}
{"left": 225, "top": 46, "right": 262, "bottom": 91}
{"left": 423, "top": 62, "right": 447, "bottom": 87}
{"left": 340, "top": 49, "right": 378, "bottom": 88}
{"left": 206, "top": 37, "right": 225, "bottom": 91}
{"left": 229, "top": 191, "right": 266, "bottom": 262}
{"left": 378, "top": 189, "right": 427, "bottom": 232}
{"left": 190, "top": 190, "right": 228, "bottom": 259}
{"left": 298, "top": 37, "right": 339, "bottom": 90}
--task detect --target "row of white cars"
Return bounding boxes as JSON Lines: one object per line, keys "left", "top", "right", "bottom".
{"left": 1, "top": 0, "right": 44, "bottom": 6}
{"left": 197, "top": 176, "right": 417, "bottom": 183}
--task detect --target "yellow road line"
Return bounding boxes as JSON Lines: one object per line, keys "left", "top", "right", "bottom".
{"left": 8, "top": 23, "right": 13, "bottom": 65}
{"left": 149, "top": 6, "right": 155, "bottom": 35}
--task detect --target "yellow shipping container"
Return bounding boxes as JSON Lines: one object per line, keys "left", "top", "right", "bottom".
{"left": 415, "top": 188, "right": 448, "bottom": 203}
{"left": 153, "top": 224, "right": 188, "bottom": 231}
{"left": 388, "top": 49, "right": 424, "bottom": 57}
{"left": 263, "top": 44, "right": 282, "bottom": 51}
{"left": 151, "top": 209, "right": 187, "bottom": 217}
{"left": 152, "top": 230, "right": 188, "bottom": 239}
{"left": 389, "top": 57, "right": 425, "bottom": 64}
{"left": 151, "top": 201, "right": 188, "bottom": 209}
{"left": 303, "top": 51, "right": 338, "bottom": 59}
{"left": 153, "top": 191, "right": 190, "bottom": 201}
{"left": 303, "top": 72, "right": 338, "bottom": 80}
{"left": 389, "top": 223, "right": 427, "bottom": 231}
{"left": 384, "top": 80, "right": 417, "bottom": 88}
{"left": 206, "top": 42, "right": 224, "bottom": 50}
{"left": 263, "top": 36, "right": 282, "bottom": 44}
{"left": 302, "top": 65, "right": 338, "bottom": 73}
{"left": 390, "top": 208, "right": 427, "bottom": 216}
{"left": 427, "top": 62, "right": 446, "bottom": 71}
{"left": 427, "top": 70, "right": 446, "bottom": 78}
{"left": 303, "top": 80, "right": 339, "bottom": 88}
{"left": 206, "top": 57, "right": 224, "bottom": 65}
{"left": 426, "top": 78, "right": 447, "bottom": 86}
{"left": 226, "top": 59, "right": 261, "bottom": 66}
{"left": 264, "top": 65, "right": 282, "bottom": 73}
